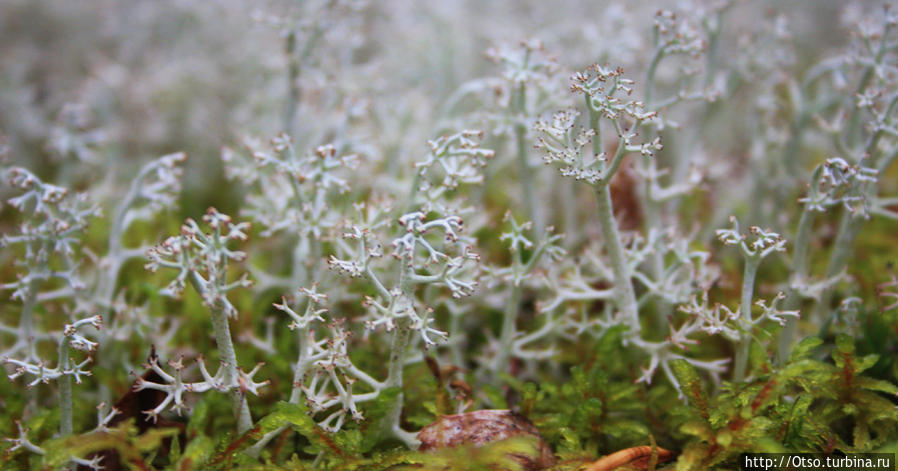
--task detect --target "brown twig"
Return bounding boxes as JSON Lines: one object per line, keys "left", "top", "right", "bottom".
{"left": 584, "top": 445, "right": 674, "bottom": 471}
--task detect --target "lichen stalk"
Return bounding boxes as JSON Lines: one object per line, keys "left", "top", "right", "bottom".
{"left": 383, "top": 266, "right": 418, "bottom": 447}
{"left": 587, "top": 100, "right": 640, "bottom": 334}
{"left": 733, "top": 256, "right": 760, "bottom": 382}
{"left": 57, "top": 339, "right": 73, "bottom": 437}
{"left": 777, "top": 207, "right": 814, "bottom": 362}
{"left": 189, "top": 272, "right": 253, "bottom": 433}
{"left": 514, "top": 82, "right": 542, "bottom": 233}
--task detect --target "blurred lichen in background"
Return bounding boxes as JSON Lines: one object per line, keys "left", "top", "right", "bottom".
{"left": 1, "top": 1, "right": 897, "bottom": 470}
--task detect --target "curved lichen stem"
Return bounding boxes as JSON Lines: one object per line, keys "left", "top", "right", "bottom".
{"left": 593, "top": 185, "right": 640, "bottom": 334}
{"left": 188, "top": 272, "right": 253, "bottom": 433}
{"left": 585, "top": 94, "right": 640, "bottom": 334}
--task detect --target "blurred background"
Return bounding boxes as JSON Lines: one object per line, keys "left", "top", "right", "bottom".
{"left": 0, "top": 0, "right": 870, "bottom": 218}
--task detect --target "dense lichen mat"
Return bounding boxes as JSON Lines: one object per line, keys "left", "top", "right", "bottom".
{"left": 1, "top": 1, "right": 897, "bottom": 469}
